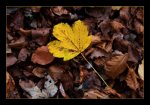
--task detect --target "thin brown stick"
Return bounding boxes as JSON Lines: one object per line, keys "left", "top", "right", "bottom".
{"left": 81, "top": 53, "right": 109, "bottom": 87}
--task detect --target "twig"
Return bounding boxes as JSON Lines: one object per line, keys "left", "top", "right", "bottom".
{"left": 81, "top": 53, "right": 109, "bottom": 87}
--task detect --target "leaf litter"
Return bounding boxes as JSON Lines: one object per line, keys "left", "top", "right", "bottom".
{"left": 6, "top": 6, "right": 144, "bottom": 99}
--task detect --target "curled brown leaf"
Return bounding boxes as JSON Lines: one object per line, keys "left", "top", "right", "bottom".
{"left": 104, "top": 53, "right": 128, "bottom": 79}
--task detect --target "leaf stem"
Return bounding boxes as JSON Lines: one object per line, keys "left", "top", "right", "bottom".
{"left": 81, "top": 53, "right": 109, "bottom": 87}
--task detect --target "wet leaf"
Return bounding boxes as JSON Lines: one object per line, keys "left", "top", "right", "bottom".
{"left": 104, "top": 53, "right": 128, "bottom": 79}
{"left": 31, "top": 46, "right": 54, "bottom": 65}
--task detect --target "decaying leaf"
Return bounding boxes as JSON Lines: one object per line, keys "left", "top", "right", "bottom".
{"left": 31, "top": 46, "right": 54, "bottom": 65}
{"left": 48, "top": 20, "right": 92, "bottom": 61}
{"left": 138, "top": 60, "right": 144, "bottom": 80}
{"left": 104, "top": 53, "right": 128, "bottom": 79}
{"left": 44, "top": 75, "right": 58, "bottom": 97}
{"left": 19, "top": 79, "right": 49, "bottom": 99}
{"left": 6, "top": 71, "right": 20, "bottom": 98}
{"left": 125, "top": 68, "right": 140, "bottom": 91}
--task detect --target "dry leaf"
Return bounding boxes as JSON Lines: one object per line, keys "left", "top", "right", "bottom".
{"left": 61, "top": 71, "right": 74, "bottom": 91}
{"left": 31, "top": 46, "right": 54, "bottom": 65}
{"left": 97, "top": 41, "right": 112, "bottom": 53}
{"left": 44, "top": 75, "right": 58, "bottom": 97}
{"left": 48, "top": 20, "right": 92, "bottom": 61}
{"left": 6, "top": 71, "right": 20, "bottom": 98}
{"left": 32, "top": 67, "right": 46, "bottom": 78}
{"left": 94, "top": 57, "right": 106, "bottom": 66}
{"left": 104, "top": 86, "right": 122, "bottom": 98}
{"left": 134, "top": 20, "right": 144, "bottom": 35}
{"left": 19, "top": 79, "right": 48, "bottom": 99}
{"left": 128, "top": 45, "right": 140, "bottom": 63}
{"left": 18, "top": 48, "right": 30, "bottom": 61}
{"left": 49, "top": 65, "right": 64, "bottom": 82}
{"left": 8, "top": 36, "right": 27, "bottom": 49}
{"left": 6, "top": 54, "right": 17, "bottom": 67}
{"left": 90, "top": 48, "right": 108, "bottom": 59}
{"left": 79, "top": 66, "right": 89, "bottom": 83}
{"left": 91, "top": 33, "right": 101, "bottom": 44}
{"left": 125, "top": 68, "right": 139, "bottom": 91}
{"left": 120, "top": 7, "right": 130, "bottom": 21}
{"left": 111, "top": 20, "right": 125, "bottom": 32}
{"left": 104, "top": 53, "right": 128, "bottom": 79}
{"left": 138, "top": 60, "right": 144, "bottom": 80}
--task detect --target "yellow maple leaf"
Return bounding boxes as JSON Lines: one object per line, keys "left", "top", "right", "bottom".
{"left": 47, "top": 20, "right": 92, "bottom": 61}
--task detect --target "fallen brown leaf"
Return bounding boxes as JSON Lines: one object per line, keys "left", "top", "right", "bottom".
{"left": 18, "top": 48, "right": 30, "bottom": 61}
{"left": 111, "top": 20, "right": 125, "bottom": 32}
{"left": 6, "top": 71, "right": 20, "bottom": 98}
{"left": 104, "top": 86, "right": 123, "bottom": 98}
{"left": 104, "top": 53, "right": 128, "bottom": 79}
{"left": 8, "top": 36, "right": 28, "bottom": 49}
{"left": 120, "top": 7, "right": 130, "bottom": 21}
{"left": 90, "top": 48, "right": 108, "bottom": 59}
{"left": 32, "top": 67, "right": 46, "bottom": 78}
{"left": 48, "top": 65, "right": 64, "bottom": 82}
{"left": 6, "top": 54, "right": 17, "bottom": 67}
{"left": 31, "top": 46, "right": 54, "bottom": 65}
{"left": 125, "top": 68, "right": 140, "bottom": 91}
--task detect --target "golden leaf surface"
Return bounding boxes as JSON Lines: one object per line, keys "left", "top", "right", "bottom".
{"left": 48, "top": 20, "right": 92, "bottom": 61}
